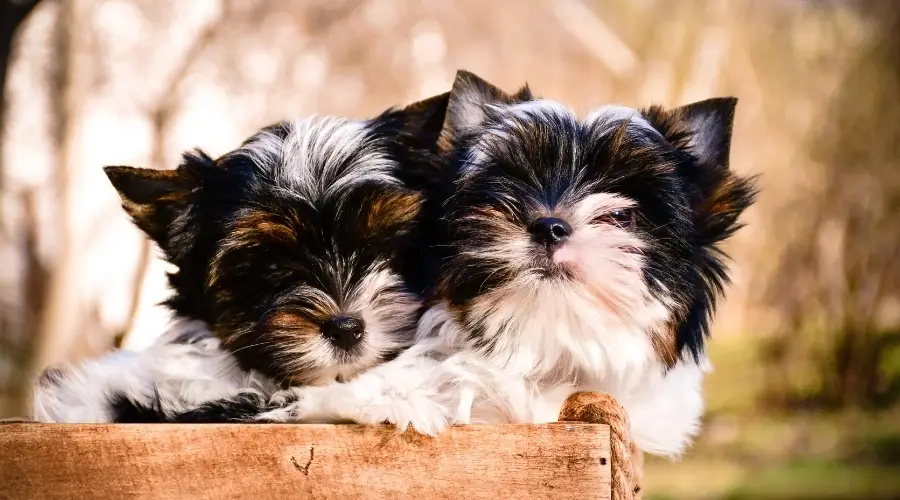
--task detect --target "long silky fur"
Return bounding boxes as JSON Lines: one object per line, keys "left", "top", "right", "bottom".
{"left": 239, "top": 70, "right": 756, "bottom": 459}
{"left": 31, "top": 94, "right": 451, "bottom": 424}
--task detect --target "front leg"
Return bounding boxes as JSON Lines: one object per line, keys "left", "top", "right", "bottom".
{"left": 163, "top": 391, "right": 273, "bottom": 423}
{"left": 255, "top": 355, "right": 463, "bottom": 435}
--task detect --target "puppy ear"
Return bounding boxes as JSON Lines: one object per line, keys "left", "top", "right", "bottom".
{"left": 644, "top": 97, "right": 757, "bottom": 242}
{"left": 104, "top": 150, "right": 212, "bottom": 251}
{"left": 395, "top": 92, "right": 450, "bottom": 150}
{"left": 669, "top": 97, "right": 737, "bottom": 171}
{"left": 439, "top": 70, "right": 533, "bottom": 149}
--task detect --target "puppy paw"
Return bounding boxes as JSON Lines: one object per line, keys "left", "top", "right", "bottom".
{"left": 348, "top": 386, "right": 455, "bottom": 436}
{"left": 253, "top": 388, "right": 318, "bottom": 422}
{"left": 383, "top": 392, "right": 454, "bottom": 436}
{"left": 252, "top": 386, "right": 454, "bottom": 435}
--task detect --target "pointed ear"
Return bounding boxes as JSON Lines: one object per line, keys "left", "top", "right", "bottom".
{"left": 439, "top": 70, "right": 533, "bottom": 150}
{"left": 644, "top": 97, "right": 756, "bottom": 242}
{"left": 668, "top": 97, "right": 738, "bottom": 170}
{"left": 395, "top": 91, "right": 450, "bottom": 151}
{"left": 104, "top": 151, "right": 210, "bottom": 251}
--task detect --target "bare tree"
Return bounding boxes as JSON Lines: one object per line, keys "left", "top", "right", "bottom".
{"left": 0, "top": 0, "right": 41, "bottom": 119}
{"left": 762, "top": 0, "right": 900, "bottom": 409}
{"left": 10, "top": 0, "right": 83, "bottom": 417}
{"left": 0, "top": 0, "right": 42, "bottom": 196}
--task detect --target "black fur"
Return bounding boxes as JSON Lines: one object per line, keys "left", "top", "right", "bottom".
{"left": 111, "top": 391, "right": 276, "bottom": 423}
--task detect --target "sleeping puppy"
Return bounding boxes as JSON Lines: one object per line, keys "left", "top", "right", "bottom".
{"left": 32, "top": 93, "right": 451, "bottom": 423}
{"left": 247, "top": 70, "right": 756, "bottom": 458}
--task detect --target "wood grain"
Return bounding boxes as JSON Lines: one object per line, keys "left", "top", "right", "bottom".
{"left": 0, "top": 423, "right": 611, "bottom": 500}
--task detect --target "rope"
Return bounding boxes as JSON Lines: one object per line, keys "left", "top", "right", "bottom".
{"left": 558, "top": 392, "right": 639, "bottom": 500}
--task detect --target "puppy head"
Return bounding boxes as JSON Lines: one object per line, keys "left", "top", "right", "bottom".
{"left": 105, "top": 95, "right": 448, "bottom": 384}
{"left": 436, "top": 70, "right": 756, "bottom": 377}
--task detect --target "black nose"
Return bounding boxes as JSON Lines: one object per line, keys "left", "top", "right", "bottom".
{"left": 529, "top": 217, "right": 572, "bottom": 246}
{"left": 320, "top": 315, "right": 365, "bottom": 350}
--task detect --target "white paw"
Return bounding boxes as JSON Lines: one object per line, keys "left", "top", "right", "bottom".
{"left": 254, "top": 386, "right": 455, "bottom": 435}
{"left": 373, "top": 388, "right": 454, "bottom": 436}
{"left": 402, "top": 409, "right": 453, "bottom": 435}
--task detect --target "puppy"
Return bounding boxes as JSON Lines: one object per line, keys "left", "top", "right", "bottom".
{"left": 248, "top": 70, "right": 755, "bottom": 458}
{"left": 32, "top": 93, "right": 450, "bottom": 423}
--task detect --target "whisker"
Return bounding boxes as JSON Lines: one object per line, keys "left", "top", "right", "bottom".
{"left": 229, "top": 341, "right": 278, "bottom": 355}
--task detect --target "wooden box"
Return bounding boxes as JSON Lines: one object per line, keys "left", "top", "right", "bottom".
{"left": 0, "top": 393, "right": 636, "bottom": 500}
{"left": 0, "top": 422, "right": 612, "bottom": 500}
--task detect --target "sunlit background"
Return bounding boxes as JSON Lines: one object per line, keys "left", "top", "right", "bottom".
{"left": 2, "top": 0, "right": 899, "bottom": 498}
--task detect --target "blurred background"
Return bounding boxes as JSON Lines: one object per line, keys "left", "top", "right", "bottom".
{"left": 1, "top": 0, "right": 898, "bottom": 497}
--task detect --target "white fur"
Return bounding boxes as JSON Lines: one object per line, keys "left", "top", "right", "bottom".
{"left": 268, "top": 263, "right": 421, "bottom": 386}
{"left": 32, "top": 319, "right": 276, "bottom": 423}
{"left": 33, "top": 145, "right": 421, "bottom": 422}
{"left": 32, "top": 114, "right": 421, "bottom": 423}
{"left": 259, "top": 200, "right": 701, "bottom": 454}
{"left": 584, "top": 104, "right": 658, "bottom": 137}
{"left": 461, "top": 100, "right": 578, "bottom": 180}
{"left": 239, "top": 116, "right": 399, "bottom": 201}
{"left": 31, "top": 267, "right": 420, "bottom": 422}
{"left": 462, "top": 101, "right": 660, "bottom": 181}
{"left": 503, "top": 100, "right": 575, "bottom": 125}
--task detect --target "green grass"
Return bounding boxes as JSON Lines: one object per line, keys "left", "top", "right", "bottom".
{"left": 643, "top": 410, "right": 900, "bottom": 499}
{"left": 642, "top": 335, "right": 900, "bottom": 499}
{"left": 646, "top": 456, "right": 900, "bottom": 500}
{"left": 702, "top": 336, "right": 769, "bottom": 415}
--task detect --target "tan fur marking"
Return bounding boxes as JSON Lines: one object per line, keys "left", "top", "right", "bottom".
{"left": 700, "top": 175, "right": 742, "bottom": 220}
{"left": 366, "top": 191, "right": 423, "bottom": 235}
{"left": 206, "top": 210, "right": 298, "bottom": 290}
{"left": 641, "top": 106, "right": 693, "bottom": 150}
{"left": 650, "top": 325, "right": 679, "bottom": 369}
{"left": 267, "top": 311, "right": 319, "bottom": 333}
{"left": 609, "top": 121, "right": 632, "bottom": 159}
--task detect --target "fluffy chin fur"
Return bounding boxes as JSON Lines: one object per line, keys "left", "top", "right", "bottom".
{"left": 454, "top": 191, "right": 671, "bottom": 381}
{"left": 260, "top": 265, "right": 421, "bottom": 386}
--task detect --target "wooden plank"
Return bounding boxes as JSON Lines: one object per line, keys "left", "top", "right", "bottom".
{"left": 0, "top": 423, "right": 611, "bottom": 500}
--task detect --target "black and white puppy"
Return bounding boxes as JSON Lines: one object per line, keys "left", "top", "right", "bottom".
{"left": 249, "top": 70, "right": 756, "bottom": 458}
{"left": 32, "top": 94, "right": 450, "bottom": 423}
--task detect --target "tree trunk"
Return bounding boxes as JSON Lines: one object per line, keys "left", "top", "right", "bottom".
{"left": 25, "top": 0, "right": 85, "bottom": 403}
{"left": 0, "top": 0, "right": 43, "bottom": 418}
{"left": 0, "top": 0, "right": 42, "bottom": 195}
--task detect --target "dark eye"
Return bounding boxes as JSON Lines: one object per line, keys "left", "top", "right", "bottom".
{"left": 598, "top": 208, "right": 635, "bottom": 228}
